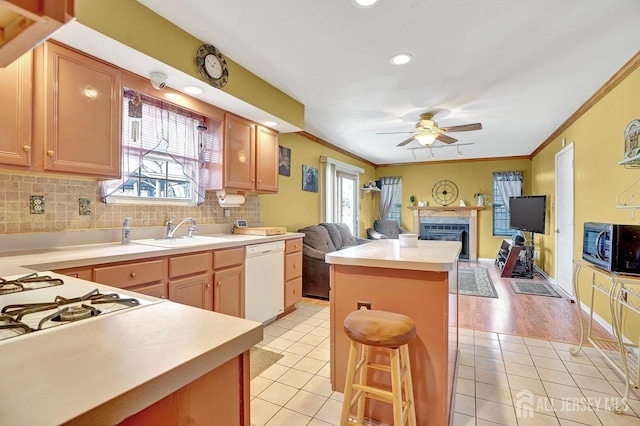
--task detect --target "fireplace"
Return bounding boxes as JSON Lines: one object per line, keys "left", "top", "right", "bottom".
{"left": 409, "top": 206, "right": 483, "bottom": 261}
{"left": 421, "top": 223, "right": 469, "bottom": 260}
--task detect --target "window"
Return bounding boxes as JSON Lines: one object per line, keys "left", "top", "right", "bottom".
{"left": 100, "top": 90, "right": 219, "bottom": 205}
{"left": 380, "top": 177, "right": 402, "bottom": 225}
{"left": 336, "top": 171, "right": 358, "bottom": 235}
{"left": 492, "top": 171, "right": 523, "bottom": 236}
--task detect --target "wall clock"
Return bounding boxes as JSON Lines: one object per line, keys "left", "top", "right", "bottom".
{"left": 196, "top": 44, "right": 229, "bottom": 88}
{"left": 432, "top": 180, "right": 458, "bottom": 206}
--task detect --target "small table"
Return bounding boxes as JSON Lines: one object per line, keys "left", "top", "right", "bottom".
{"left": 571, "top": 260, "right": 640, "bottom": 413}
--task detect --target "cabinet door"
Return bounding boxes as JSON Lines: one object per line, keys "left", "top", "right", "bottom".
{"left": 169, "top": 273, "right": 212, "bottom": 311}
{"left": 255, "top": 126, "right": 278, "bottom": 193}
{"left": 134, "top": 283, "right": 167, "bottom": 299}
{"left": 0, "top": 52, "right": 32, "bottom": 166}
{"left": 285, "top": 277, "right": 302, "bottom": 309}
{"left": 213, "top": 266, "right": 243, "bottom": 318}
{"left": 43, "top": 42, "right": 121, "bottom": 178}
{"left": 224, "top": 114, "right": 255, "bottom": 190}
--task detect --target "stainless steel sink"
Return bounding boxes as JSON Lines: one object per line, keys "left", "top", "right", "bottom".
{"left": 132, "top": 235, "right": 229, "bottom": 248}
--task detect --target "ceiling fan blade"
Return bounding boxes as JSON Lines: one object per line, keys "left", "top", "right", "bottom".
{"left": 376, "top": 131, "right": 414, "bottom": 135}
{"left": 440, "top": 123, "right": 483, "bottom": 132}
{"left": 396, "top": 136, "right": 416, "bottom": 147}
{"left": 436, "top": 133, "right": 458, "bottom": 144}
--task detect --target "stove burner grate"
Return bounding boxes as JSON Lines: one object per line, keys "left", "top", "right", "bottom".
{"left": 0, "top": 273, "right": 63, "bottom": 294}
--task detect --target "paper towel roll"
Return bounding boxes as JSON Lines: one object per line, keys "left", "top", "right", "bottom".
{"left": 218, "top": 193, "right": 245, "bottom": 207}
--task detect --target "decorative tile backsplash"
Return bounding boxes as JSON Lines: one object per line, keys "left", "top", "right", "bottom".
{"left": 0, "top": 173, "right": 260, "bottom": 234}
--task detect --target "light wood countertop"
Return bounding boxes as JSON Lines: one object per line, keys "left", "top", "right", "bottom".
{"left": 325, "top": 239, "right": 461, "bottom": 272}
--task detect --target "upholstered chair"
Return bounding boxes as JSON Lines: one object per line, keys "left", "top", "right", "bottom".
{"left": 366, "top": 219, "right": 411, "bottom": 240}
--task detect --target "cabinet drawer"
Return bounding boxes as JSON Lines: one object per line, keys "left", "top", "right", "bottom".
{"left": 285, "top": 277, "right": 302, "bottom": 308}
{"left": 285, "top": 238, "right": 302, "bottom": 254}
{"left": 285, "top": 252, "right": 302, "bottom": 281}
{"left": 213, "top": 247, "right": 244, "bottom": 269}
{"left": 94, "top": 259, "right": 165, "bottom": 289}
{"left": 169, "top": 252, "right": 211, "bottom": 278}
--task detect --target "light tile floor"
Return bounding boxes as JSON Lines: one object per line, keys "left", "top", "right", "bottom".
{"left": 251, "top": 302, "right": 640, "bottom": 425}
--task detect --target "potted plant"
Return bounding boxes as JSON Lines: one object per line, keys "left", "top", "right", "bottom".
{"left": 473, "top": 190, "right": 489, "bottom": 207}
{"left": 409, "top": 195, "right": 416, "bottom": 206}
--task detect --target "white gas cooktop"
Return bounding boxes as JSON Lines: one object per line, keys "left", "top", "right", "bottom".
{"left": 0, "top": 272, "right": 159, "bottom": 344}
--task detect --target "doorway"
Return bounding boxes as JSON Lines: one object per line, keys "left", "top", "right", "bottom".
{"left": 555, "top": 143, "right": 574, "bottom": 298}
{"left": 336, "top": 171, "right": 358, "bottom": 235}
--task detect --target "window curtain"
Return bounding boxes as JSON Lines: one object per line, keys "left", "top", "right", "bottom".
{"left": 494, "top": 171, "right": 523, "bottom": 211}
{"left": 99, "top": 90, "right": 210, "bottom": 205}
{"left": 379, "top": 176, "right": 401, "bottom": 220}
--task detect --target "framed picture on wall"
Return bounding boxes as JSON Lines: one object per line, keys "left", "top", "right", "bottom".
{"left": 302, "top": 165, "right": 318, "bottom": 192}
{"left": 279, "top": 145, "right": 291, "bottom": 176}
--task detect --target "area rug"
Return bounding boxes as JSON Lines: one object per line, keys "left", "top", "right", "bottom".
{"left": 510, "top": 280, "right": 561, "bottom": 298}
{"left": 455, "top": 267, "right": 499, "bottom": 298}
{"left": 250, "top": 347, "right": 284, "bottom": 380}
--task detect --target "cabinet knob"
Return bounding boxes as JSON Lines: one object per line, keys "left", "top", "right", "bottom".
{"left": 130, "top": 272, "right": 136, "bottom": 278}
{"left": 206, "top": 283, "right": 211, "bottom": 288}
{"left": 258, "top": 179, "right": 262, "bottom": 183}
{"left": 294, "top": 264, "right": 298, "bottom": 269}
{"left": 293, "top": 289, "right": 297, "bottom": 295}
{"left": 217, "top": 281, "right": 221, "bottom": 287}
{"left": 47, "top": 150, "right": 54, "bottom": 157}
{"left": 22, "top": 145, "right": 31, "bottom": 152}
{"left": 251, "top": 179, "right": 255, "bottom": 183}
{"left": 294, "top": 244, "right": 299, "bottom": 249}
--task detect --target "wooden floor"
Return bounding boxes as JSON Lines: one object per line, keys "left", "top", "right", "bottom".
{"left": 456, "top": 261, "right": 613, "bottom": 343}
{"left": 304, "top": 261, "right": 614, "bottom": 344}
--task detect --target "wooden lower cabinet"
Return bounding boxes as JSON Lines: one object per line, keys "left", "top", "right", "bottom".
{"left": 93, "top": 259, "right": 167, "bottom": 297}
{"left": 213, "top": 266, "right": 243, "bottom": 317}
{"left": 284, "top": 238, "right": 303, "bottom": 311}
{"left": 118, "top": 351, "right": 250, "bottom": 426}
{"left": 168, "top": 273, "right": 212, "bottom": 311}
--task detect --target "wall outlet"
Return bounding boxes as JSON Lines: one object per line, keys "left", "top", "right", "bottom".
{"left": 224, "top": 208, "right": 230, "bottom": 217}
{"left": 356, "top": 301, "right": 371, "bottom": 310}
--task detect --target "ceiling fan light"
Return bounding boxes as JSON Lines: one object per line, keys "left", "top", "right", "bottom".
{"left": 415, "top": 133, "right": 437, "bottom": 145}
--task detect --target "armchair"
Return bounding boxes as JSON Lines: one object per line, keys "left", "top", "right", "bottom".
{"left": 366, "top": 219, "right": 411, "bottom": 240}
{"left": 298, "top": 223, "right": 369, "bottom": 299}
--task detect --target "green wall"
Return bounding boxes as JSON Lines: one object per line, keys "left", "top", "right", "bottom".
{"left": 532, "top": 59, "right": 640, "bottom": 344}
{"left": 76, "top": 0, "right": 304, "bottom": 129}
{"left": 376, "top": 159, "right": 532, "bottom": 259}
{"left": 260, "top": 133, "right": 376, "bottom": 236}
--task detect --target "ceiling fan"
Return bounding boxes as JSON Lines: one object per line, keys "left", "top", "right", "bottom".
{"left": 377, "top": 112, "right": 482, "bottom": 147}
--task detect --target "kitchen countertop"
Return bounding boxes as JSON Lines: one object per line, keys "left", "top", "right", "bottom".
{"left": 325, "top": 239, "right": 461, "bottom": 271}
{"left": 0, "top": 231, "right": 304, "bottom": 424}
{"left": 0, "top": 231, "right": 304, "bottom": 276}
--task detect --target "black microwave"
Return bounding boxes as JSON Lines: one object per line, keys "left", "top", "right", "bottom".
{"left": 582, "top": 222, "right": 640, "bottom": 275}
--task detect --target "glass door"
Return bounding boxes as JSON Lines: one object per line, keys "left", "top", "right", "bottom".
{"left": 336, "top": 171, "right": 358, "bottom": 235}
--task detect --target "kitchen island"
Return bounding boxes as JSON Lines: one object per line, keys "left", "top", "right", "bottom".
{"left": 326, "top": 239, "right": 460, "bottom": 426}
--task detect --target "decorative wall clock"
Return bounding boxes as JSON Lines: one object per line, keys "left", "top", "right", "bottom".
{"left": 196, "top": 44, "right": 229, "bottom": 88}
{"left": 432, "top": 180, "right": 458, "bottom": 206}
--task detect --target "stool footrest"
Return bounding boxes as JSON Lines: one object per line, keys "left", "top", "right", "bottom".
{"left": 352, "top": 383, "right": 393, "bottom": 402}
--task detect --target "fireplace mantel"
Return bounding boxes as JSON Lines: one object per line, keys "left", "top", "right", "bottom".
{"left": 408, "top": 205, "right": 485, "bottom": 261}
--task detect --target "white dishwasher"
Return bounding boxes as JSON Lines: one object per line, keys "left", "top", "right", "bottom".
{"left": 244, "top": 240, "right": 285, "bottom": 323}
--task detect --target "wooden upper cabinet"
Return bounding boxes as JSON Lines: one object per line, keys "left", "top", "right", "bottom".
{"left": 43, "top": 42, "right": 121, "bottom": 178}
{"left": 0, "top": 51, "right": 31, "bottom": 166}
{"left": 223, "top": 114, "right": 279, "bottom": 193}
{"left": 224, "top": 114, "right": 255, "bottom": 191}
{"left": 255, "top": 125, "right": 278, "bottom": 192}
{"left": 0, "top": 0, "right": 75, "bottom": 68}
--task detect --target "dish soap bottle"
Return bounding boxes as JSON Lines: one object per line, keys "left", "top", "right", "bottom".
{"left": 122, "top": 217, "right": 131, "bottom": 245}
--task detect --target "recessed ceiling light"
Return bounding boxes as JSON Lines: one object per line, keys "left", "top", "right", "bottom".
{"left": 389, "top": 53, "right": 413, "bottom": 65}
{"left": 183, "top": 85, "right": 204, "bottom": 95}
{"left": 264, "top": 121, "right": 278, "bottom": 126}
{"left": 165, "top": 93, "right": 181, "bottom": 101}
{"left": 352, "top": 0, "right": 379, "bottom": 8}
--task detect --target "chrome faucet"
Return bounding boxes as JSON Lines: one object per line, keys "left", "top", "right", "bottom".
{"left": 166, "top": 216, "right": 198, "bottom": 238}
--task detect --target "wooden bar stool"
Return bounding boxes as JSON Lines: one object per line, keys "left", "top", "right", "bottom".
{"left": 339, "top": 310, "right": 417, "bottom": 426}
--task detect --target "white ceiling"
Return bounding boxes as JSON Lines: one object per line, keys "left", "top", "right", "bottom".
{"left": 85, "top": 1, "right": 640, "bottom": 164}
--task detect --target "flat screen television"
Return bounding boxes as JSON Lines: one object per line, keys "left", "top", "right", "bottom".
{"left": 509, "top": 195, "right": 547, "bottom": 234}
